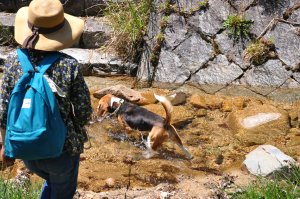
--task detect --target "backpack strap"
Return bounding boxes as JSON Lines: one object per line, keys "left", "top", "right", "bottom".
{"left": 16, "top": 48, "right": 62, "bottom": 75}
{"left": 16, "top": 48, "right": 34, "bottom": 73}
{"left": 37, "top": 52, "right": 62, "bottom": 75}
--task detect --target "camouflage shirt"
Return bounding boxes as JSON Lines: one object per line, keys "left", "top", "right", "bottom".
{"left": 0, "top": 49, "right": 93, "bottom": 155}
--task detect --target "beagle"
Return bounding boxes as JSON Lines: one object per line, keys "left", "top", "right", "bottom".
{"left": 96, "top": 94, "right": 193, "bottom": 159}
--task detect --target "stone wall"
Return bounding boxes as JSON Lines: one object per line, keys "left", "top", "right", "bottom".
{"left": 0, "top": 0, "right": 105, "bottom": 16}
{"left": 137, "top": 0, "right": 300, "bottom": 96}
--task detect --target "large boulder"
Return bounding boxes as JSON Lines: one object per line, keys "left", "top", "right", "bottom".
{"left": 227, "top": 104, "right": 290, "bottom": 146}
{"left": 92, "top": 85, "right": 151, "bottom": 105}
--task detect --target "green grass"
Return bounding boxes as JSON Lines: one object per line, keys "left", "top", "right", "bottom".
{"left": 231, "top": 165, "right": 300, "bottom": 199}
{"left": 104, "top": 0, "right": 153, "bottom": 62}
{"left": 223, "top": 14, "right": 252, "bottom": 42}
{"left": 0, "top": 175, "right": 41, "bottom": 199}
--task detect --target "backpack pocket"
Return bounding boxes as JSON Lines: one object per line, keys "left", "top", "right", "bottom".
{"left": 5, "top": 127, "right": 64, "bottom": 160}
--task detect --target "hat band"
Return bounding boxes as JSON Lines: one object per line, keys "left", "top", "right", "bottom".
{"left": 22, "top": 19, "right": 66, "bottom": 49}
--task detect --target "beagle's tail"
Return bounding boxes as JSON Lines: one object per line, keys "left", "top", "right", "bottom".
{"left": 154, "top": 94, "right": 173, "bottom": 125}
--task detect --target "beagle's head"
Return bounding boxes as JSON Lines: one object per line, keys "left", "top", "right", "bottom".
{"left": 96, "top": 94, "right": 124, "bottom": 117}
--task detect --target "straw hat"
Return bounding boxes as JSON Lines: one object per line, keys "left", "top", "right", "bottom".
{"left": 14, "top": 0, "right": 84, "bottom": 51}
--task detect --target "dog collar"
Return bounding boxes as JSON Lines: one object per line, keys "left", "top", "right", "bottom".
{"left": 110, "top": 97, "right": 124, "bottom": 107}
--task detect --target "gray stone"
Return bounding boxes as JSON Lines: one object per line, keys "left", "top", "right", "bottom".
{"left": 176, "top": 0, "right": 202, "bottom": 14}
{"left": 216, "top": 85, "right": 266, "bottom": 99}
{"left": 60, "top": 48, "right": 137, "bottom": 76}
{"left": 267, "top": 88, "right": 300, "bottom": 104}
{"left": 256, "top": 0, "right": 295, "bottom": 16}
{"left": 147, "top": 11, "right": 163, "bottom": 45}
{"left": 290, "top": 7, "right": 300, "bottom": 22}
{"left": 215, "top": 32, "right": 250, "bottom": 69}
{"left": 167, "top": 92, "right": 187, "bottom": 106}
{"left": 243, "top": 145, "right": 296, "bottom": 176}
{"left": 227, "top": 0, "right": 256, "bottom": 11}
{"left": 82, "top": 17, "right": 112, "bottom": 48}
{"left": 188, "top": 0, "right": 231, "bottom": 36}
{"left": 191, "top": 55, "right": 243, "bottom": 86}
{"left": 280, "top": 77, "right": 300, "bottom": 89}
{"left": 136, "top": 11, "right": 162, "bottom": 82}
{"left": 240, "top": 60, "right": 292, "bottom": 89}
{"left": 245, "top": 0, "right": 296, "bottom": 37}
{"left": 154, "top": 50, "right": 190, "bottom": 84}
{"left": 266, "top": 22, "right": 300, "bottom": 70}
{"left": 164, "top": 14, "right": 188, "bottom": 50}
{"left": 85, "top": 0, "right": 106, "bottom": 16}
{"left": 136, "top": 48, "right": 153, "bottom": 83}
{"left": 0, "top": 12, "right": 14, "bottom": 27}
{"left": 293, "top": 72, "right": 300, "bottom": 83}
{"left": 174, "top": 34, "right": 213, "bottom": 73}
{"left": 244, "top": 5, "right": 273, "bottom": 37}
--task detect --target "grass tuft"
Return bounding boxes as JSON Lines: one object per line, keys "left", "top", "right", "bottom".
{"left": 244, "top": 37, "right": 275, "bottom": 65}
{"left": 231, "top": 165, "right": 300, "bottom": 199}
{"left": 223, "top": 14, "right": 253, "bottom": 42}
{"left": 0, "top": 171, "right": 42, "bottom": 199}
{"left": 104, "top": 0, "right": 153, "bottom": 63}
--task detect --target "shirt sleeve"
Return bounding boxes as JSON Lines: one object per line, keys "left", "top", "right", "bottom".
{"left": 70, "top": 63, "right": 92, "bottom": 127}
{"left": 0, "top": 54, "right": 19, "bottom": 128}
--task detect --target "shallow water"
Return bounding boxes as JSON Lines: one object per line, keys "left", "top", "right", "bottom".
{"left": 1, "top": 75, "right": 299, "bottom": 196}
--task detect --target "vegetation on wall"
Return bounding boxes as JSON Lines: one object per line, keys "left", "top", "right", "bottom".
{"left": 244, "top": 37, "right": 276, "bottom": 65}
{"left": 223, "top": 14, "right": 253, "bottom": 42}
{"left": 104, "top": 0, "right": 153, "bottom": 63}
{"left": 198, "top": 0, "right": 209, "bottom": 10}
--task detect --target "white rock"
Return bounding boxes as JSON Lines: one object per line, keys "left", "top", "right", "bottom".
{"left": 160, "top": 191, "right": 171, "bottom": 199}
{"left": 243, "top": 145, "right": 296, "bottom": 176}
{"left": 241, "top": 113, "right": 281, "bottom": 129}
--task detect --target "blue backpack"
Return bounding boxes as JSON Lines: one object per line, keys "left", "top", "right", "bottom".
{"left": 4, "top": 48, "right": 67, "bottom": 160}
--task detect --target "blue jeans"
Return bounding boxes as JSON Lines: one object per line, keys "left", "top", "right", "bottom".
{"left": 23, "top": 152, "right": 80, "bottom": 199}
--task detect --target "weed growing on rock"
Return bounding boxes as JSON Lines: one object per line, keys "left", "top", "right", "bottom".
{"left": 104, "top": 0, "right": 153, "bottom": 62}
{"left": 223, "top": 14, "right": 253, "bottom": 42}
{"left": 244, "top": 37, "right": 275, "bottom": 65}
{"left": 198, "top": 0, "right": 209, "bottom": 10}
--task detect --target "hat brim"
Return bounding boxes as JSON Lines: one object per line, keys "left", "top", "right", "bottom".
{"left": 14, "top": 7, "right": 84, "bottom": 51}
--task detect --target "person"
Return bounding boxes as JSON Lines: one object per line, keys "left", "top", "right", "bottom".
{"left": 0, "top": 0, "right": 93, "bottom": 198}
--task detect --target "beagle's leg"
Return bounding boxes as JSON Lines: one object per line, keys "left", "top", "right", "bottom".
{"left": 143, "top": 126, "right": 168, "bottom": 159}
{"left": 117, "top": 115, "right": 134, "bottom": 133}
{"left": 167, "top": 125, "right": 193, "bottom": 159}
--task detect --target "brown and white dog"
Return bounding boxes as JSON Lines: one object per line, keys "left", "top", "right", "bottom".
{"left": 96, "top": 94, "right": 193, "bottom": 159}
